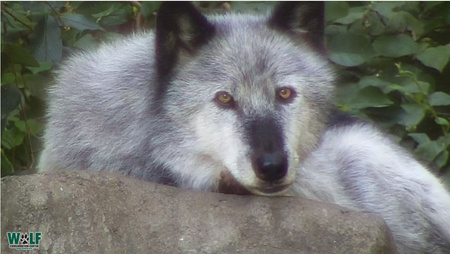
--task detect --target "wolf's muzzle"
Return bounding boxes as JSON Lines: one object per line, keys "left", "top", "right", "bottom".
{"left": 245, "top": 117, "right": 288, "bottom": 183}
{"left": 253, "top": 151, "right": 288, "bottom": 182}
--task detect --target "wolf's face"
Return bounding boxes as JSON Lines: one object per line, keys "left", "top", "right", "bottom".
{"left": 156, "top": 2, "right": 334, "bottom": 195}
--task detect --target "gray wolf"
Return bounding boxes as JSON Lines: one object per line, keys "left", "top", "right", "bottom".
{"left": 39, "top": 2, "right": 450, "bottom": 253}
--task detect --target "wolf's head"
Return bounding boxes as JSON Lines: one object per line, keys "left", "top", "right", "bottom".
{"left": 154, "top": 2, "right": 335, "bottom": 195}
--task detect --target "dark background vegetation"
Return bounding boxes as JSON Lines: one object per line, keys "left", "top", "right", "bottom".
{"left": 2, "top": 2, "right": 450, "bottom": 187}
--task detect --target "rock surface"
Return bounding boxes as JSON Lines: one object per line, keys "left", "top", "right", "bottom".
{"left": 1, "top": 171, "right": 398, "bottom": 254}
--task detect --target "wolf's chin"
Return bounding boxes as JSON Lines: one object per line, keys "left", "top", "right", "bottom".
{"left": 247, "top": 184, "right": 293, "bottom": 196}
{"left": 218, "top": 170, "right": 294, "bottom": 196}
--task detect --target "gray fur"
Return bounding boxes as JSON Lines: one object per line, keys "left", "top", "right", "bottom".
{"left": 39, "top": 3, "right": 450, "bottom": 253}
{"left": 294, "top": 123, "right": 450, "bottom": 253}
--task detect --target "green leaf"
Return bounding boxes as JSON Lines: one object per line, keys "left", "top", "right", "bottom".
{"left": 3, "top": 44, "right": 39, "bottom": 67}
{"left": 25, "top": 62, "right": 52, "bottom": 75}
{"left": 372, "top": 34, "right": 418, "bottom": 58}
{"left": 12, "top": 118, "right": 44, "bottom": 136}
{"left": 386, "top": 11, "right": 424, "bottom": 38}
{"left": 141, "top": 2, "right": 161, "bottom": 19}
{"left": 424, "top": 2, "right": 442, "bottom": 12}
{"left": 8, "top": 64, "right": 25, "bottom": 89}
{"left": 76, "top": 2, "right": 121, "bottom": 16}
{"left": 416, "top": 140, "right": 445, "bottom": 163}
{"left": 325, "top": 24, "right": 347, "bottom": 37}
{"left": 371, "top": 2, "right": 406, "bottom": 17}
{"left": 416, "top": 44, "right": 450, "bottom": 72}
{"left": 399, "top": 103, "right": 426, "bottom": 128}
{"left": 21, "top": 1, "right": 65, "bottom": 17}
{"left": 364, "top": 10, "right": 386, "bottom": 36}
{"left": 349, "top": 86, "right": 393, "bottom": 109}
{"left": 1, "top": 73, "right": 15, "bottom": 85}
{"left": 325, "top": 2, "right": 349, "bottom": 22}
{"left": 1, "top": 84, "right": 22, "bottom": 118}
{"left": 30, "top": 15, "right": 63, "bottom": 64}
{"left": 386, "top": 84, "right": 408, "bottom": 94}
{"left": 91, "top": 4, "right": 118, "bottom": 19}
{"left": 23, "top": 73, "right": 51, "bottom": 99}
{"left": 1, "top": 127, "right": 25, "bottom": 149}
{"left": 13, "top": 118, "right": 26, "bottom": 133}
{"left": 333, "top": 6, "right": 365, "bottom": 25}
{"left": 99, "top": 32, "right": 125, "bottom": 43}
{"left": 439, "top": 134, "right": 450, "bottom": 146}
{"left": 1, "top": 149, "right": 14, "bottom": 175}
{"left": 61, "top": 29, "right": 80, "bottom": 47}
{"left": 404, "top": 81, "right": 430, "bottom": 95}
{"left": 434, "top": 150, "right": 448, "bottom": 169}
{"left": 386, "top": 79, "right": 431, "bottom": 95}
{"left": 408, "top": 133, "right": 430, "bottom": 145}
{"left": 74, "top": 34, "right": 97, "bottom": 50}
{"left": 335, "top": 83, "right": 359, "bottom": 106}
{"left": 358, "top": 76, "right": 390, "bottom": 90}
{"left": 61, "top": 13, "right": 105, "bottom": 32}
{"left": 429, "top": 92, "right": 450, "bottom": 106}
{"left": 1, "top": 6, "right": 34, "bottom": 33}
{"left": 408, "top": 132, "right": 448, "bottom": 168}
{"left": 443, "top": 168, "right": 450, "bottom": 189}
{"left": 26, "top": 119, "right": 45, "bottom": 135}
{"left": 436, "top": 133, "right": 450, "bottom": 156}
{"left": 328, "top": 34, "right": 377, "bottom": 66}
{"left": 435, "top": 117, "right": 450, "bottom": 126}
{"left": 99, "top": 5, "right": 133, "bottom": 27}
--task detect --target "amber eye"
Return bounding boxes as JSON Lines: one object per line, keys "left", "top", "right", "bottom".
{"left": 278, "top": 88, "right": 291, "bottom": 99}
{"left": 279, "top": 87, "right": 293, "bottom": 99}
{"left": 276, "top": 87, "right": 296, "bottom": 103}
{"left": 214, "top": 91, "right": 235, "bottom": 108}
{"left": 217, "top": 92, "right": 231, "bottom": 104}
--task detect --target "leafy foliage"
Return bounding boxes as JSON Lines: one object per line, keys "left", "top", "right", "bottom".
{"left": 1, "top": 2, "right": 449, "bottom": 187}
{"left": 326, "top": 2, "right": 450, "bottom": 184}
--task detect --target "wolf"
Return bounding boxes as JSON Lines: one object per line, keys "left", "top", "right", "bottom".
{"left": 39, "top": 2, "right": 450, "bottom": 253}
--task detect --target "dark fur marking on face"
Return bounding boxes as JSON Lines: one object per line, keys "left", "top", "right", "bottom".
{"left": 244, "top": 117, "right": 288, "bottom": 182}
{"left": 268, "top": 2, "right": 325, "bottom": 53}
{"left": 154, "top": 2, "right": 216, "bottom": 113}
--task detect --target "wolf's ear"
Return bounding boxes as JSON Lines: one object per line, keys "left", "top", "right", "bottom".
{"left": 155, "top": 2, "right": 215, "bottom": 78}
{"left": 268, "top": 2, "right": 325, "bottom": 51}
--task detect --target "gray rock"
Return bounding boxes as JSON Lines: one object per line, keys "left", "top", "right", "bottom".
{"left": 1, "top": 171, "right": 397, "bottom": 254}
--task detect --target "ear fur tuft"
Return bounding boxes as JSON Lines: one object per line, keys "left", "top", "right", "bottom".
{"left": 155, "top": 2, "right": 215, "bottom": 79}
{"left": 268, "top": 2, "right": 325, "bottom": 52}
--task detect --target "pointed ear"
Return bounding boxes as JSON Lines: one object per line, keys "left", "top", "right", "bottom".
{"left": 268, "top": 2, "right": 325, "bottom": 52}
{"left": 155, "top": 2, "right": 215, "bottom": 79}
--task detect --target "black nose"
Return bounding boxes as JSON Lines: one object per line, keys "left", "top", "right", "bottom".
{"left": 253, "top": 152, "right": 288, "bottom": 182}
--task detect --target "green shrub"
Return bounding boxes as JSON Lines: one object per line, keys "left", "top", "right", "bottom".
{"left": 325, "top": 2, "right": 450, "bottom": 183}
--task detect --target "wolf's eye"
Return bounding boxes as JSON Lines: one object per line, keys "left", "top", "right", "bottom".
{"left": 216, "top": 92, "right": 232, "bottom": 104}
{"left": 214, "top": 91, "right": 235, "bottom": 108}
{"left": 277, "top": 87, "right": 295, "bottom": 103}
